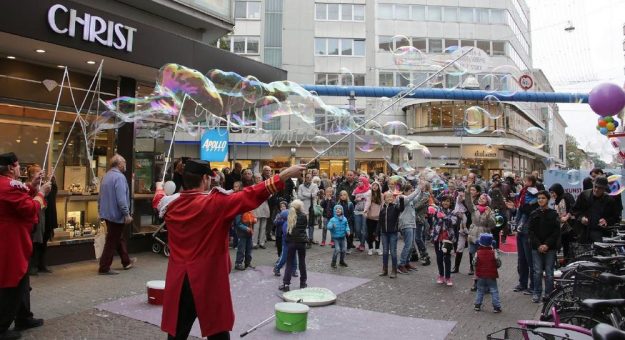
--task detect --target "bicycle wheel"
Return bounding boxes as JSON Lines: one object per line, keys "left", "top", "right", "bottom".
{"left": 556, "top": 308, "right": 610, "bottom": 329}
{"left": 542, "top": 285, "right": 577, "bottom": 318}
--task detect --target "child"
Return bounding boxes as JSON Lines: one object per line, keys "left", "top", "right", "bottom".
{"left": 279, "top": 199, "right": 309, "bottom": 292}
{"left": 234, "top": 210, "right": 256, "bottom": 270}
{"left": 337, "top": 190, "right": 355, "bottom": 253}
{"left": 326, "top": 205, "right": 351, "bottom": 268}
{"left": 431, "top": 195, "right": 457, "bottom": 286}
{"left": 473, "top": 233, "right": 502, "bottom": 313}
{"left": 229, "top": 181, "right": 243, "bottom": 248}
{"left": 320, "top": 187, "right": 336, "bottom": 246}
{"left": 377, "top": 191, "right": 405, "bottom": 278}
{"left": 273, "top": 201, "right": 298, "bottom": 277}
{"left": 451, "top": 189, "right": 469, "bottom": 273}
{"left": 514, "top": 175, "right": 539, "bottom": 294}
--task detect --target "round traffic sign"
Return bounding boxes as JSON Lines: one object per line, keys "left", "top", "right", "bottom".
{"left": 519, "top": 75, "right": 533, "bottom": 90}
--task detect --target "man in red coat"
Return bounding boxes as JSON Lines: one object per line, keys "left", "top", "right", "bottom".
{"left": 153, "top": 160, "right": 304, "bottom": 339}
{"left": 0, "top": 152, "right": 51, "bottom": 340}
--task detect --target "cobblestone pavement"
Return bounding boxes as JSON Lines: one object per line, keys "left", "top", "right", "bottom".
{"left": 20, "top": 229, "right": 541, "bottom": 339}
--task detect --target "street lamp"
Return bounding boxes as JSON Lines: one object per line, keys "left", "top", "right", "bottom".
{"left": 348, "top": 91, "right": 356, "bottom": 172}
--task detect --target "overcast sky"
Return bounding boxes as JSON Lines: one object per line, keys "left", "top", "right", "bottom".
{"left": 527, "top": 0, "right": 625, "bottom": 162}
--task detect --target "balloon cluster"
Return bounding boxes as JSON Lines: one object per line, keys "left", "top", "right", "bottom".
{"left": 597, "top": 116, "right": 619, "bottom": 135}
{"left": 588, "top": 83, "right": 625, "bottom": 117}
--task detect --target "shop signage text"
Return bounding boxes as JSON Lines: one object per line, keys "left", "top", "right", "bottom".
{"left": 474, "top": 150, "right": 498, "bottom": 158}
{"left": 201, "top": 128, "right": 229, "bottom": 162}
{"left": 47, "top": 4, "right": 137, "bottom": 52}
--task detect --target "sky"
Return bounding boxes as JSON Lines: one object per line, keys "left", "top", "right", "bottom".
{"left": 526, "top": 0, "right": 625, "bottom": 162}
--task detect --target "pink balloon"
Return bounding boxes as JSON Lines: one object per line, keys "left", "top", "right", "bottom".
{"left": 589, "top": 83, "right": 625, "bottom": 117}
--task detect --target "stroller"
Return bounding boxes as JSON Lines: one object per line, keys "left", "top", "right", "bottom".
{"left": 151, "top": 221, "right": 170, "bottom": 257}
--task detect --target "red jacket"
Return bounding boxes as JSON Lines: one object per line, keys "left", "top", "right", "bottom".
{"left": 153, "top": 175, "right": 284, "bottom": 337}
{"left": 475, "top": 246, "right": 499, "bottom": 279}
{"left": 0, "top": 175, "right": 45, "bottom": 287}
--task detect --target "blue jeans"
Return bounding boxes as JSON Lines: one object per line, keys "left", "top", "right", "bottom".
{"left": 235, "top": 236, "right": 252, "bottom": 266}
{"left": 353, "top": 214, "right": 366, "bottom": 246}
{"left": 332, "top": 237, "right": 347, "bottom": 263}
{"left": 475, "top": 278, "right": 501, "bottom": 308}
{"left": 381, "top": 232, "right": 398, "bottom": 268}
{"left": 399, "top": 228, "right": 415, "bottom": 266}
{"left": 532, "top": 249, "right": 556, "bottom": 296}
{"left": 415, "top": 223, "right": 429, "bottom": 258}
{"left": 517, "top": 232, "right": 535, "bottom": 291}
{"left": 321, "top": 217, "right": 329, "bottom": 243}
{"left": 275, "top": 238, "right": 297, "bottom": 273}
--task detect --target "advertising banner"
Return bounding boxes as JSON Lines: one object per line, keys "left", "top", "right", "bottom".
{"left": 200, "top": 128, "right": 228, "bottom": 162}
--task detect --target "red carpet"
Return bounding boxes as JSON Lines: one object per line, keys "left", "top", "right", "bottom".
{"left": 499, "top": 233, "right": 518, "bottom": 253}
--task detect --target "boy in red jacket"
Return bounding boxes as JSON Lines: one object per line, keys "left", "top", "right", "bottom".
{"left": 473, "top": 233, "right": 502, "bottom": 313}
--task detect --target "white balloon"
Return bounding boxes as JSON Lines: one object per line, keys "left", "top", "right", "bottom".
{"left": 164, "top": 181, "right": 176, "bottom": 196}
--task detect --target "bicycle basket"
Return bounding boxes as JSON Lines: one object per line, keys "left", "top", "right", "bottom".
{"left": 487, "top": 327, "right": 574, "bottom": 340}
{"left": 572, "top": 270, "right": 621, "bottom": 300}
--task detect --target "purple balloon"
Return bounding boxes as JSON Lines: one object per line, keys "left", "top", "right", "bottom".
{"left": 589, "top": 83, "right": 625, "bottom": 117}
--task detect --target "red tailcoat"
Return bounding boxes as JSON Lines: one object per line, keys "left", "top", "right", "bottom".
{"left": 153, "top": 175, "right": 284, "bottom": 337}
{"left": 0, "top": 175, "right": 44, "bottom": 287}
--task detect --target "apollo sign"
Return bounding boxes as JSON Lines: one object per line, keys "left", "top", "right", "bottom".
{"left": 47, "top": 4, "right": 137, "bottom": 52}
{"left": 201, "top": 128, "right": 229, "bottom": 162}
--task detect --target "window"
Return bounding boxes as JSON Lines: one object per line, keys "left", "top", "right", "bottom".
{"left": 229, "top": 36, "right": 260, "bottom": 54}
{"left": 493, "top": 41, "right": 506, "bottom": 56}
{"left": 427, "top": 6, "right": 442, "bottom": 21}
{"left": 459, "top": 7, "right": 474, "bottom": 22}
{"left": 316, "top": 73, "right": 365, "bottom": 86}
{"left": 328, "top": 4, "right": 339, "bottom": 20}
{"left": 412, "top": 38, "right": 426, "bottom": 51}
{"left": 396, "top": 73, "right": 410, "bottom": 87}
{"left": 315, "top": 38, "right": 326, "bottom": 55}
{"left": 341, "top": 4, "right": 352, "bottom": 21}
{"left": 559, "top": 144, "right": 564, "bottom": 161}
{"left": 379, "top": 72, "right": 393, "bottom": 86}
{"left": 315, "top": 73, "right": 326, "bottom": 85}
{"left": 328, "top": 38, "right": 339, "bottom": 55}
{"left": 354, "top": 5, "right": 365, "bottom": 21}
{"left": 247, "top": 37, "right": 259, "bottom": 54}
{"left": 411, "top": 5, "right": 425, "bottom": 20}
{"left": 354, "top": 39, "right": 365, "bottom": 56}
{"left": 378, "top": 4, "right": 393, "bottom": 19}
{"left": 429, "top": 39, "right": 443, "bottom": 53}
{"left": 233, "top": 37, "right": 246, "bottom": 53}
{"left": 315, "top": 3, "right": 327, "bottom": 20}
{"left": 327, "top": 74, "right": 338, "bottom": 85}
{"left": 235, "top": 1, "right": 261, "bottom": 19}
{"left": 354, "top": 74, "right": 365, "bottom": 86}
{"left": 491, "top": 9, "right": 505, "bottom": 24}
{"left": 443, "top": 7, "right": 457, "bottom": 22}
{"left": 477, "top": 40, "right": 490, "bottom": 54}
{"left": 395, "top": 5, "right": 410, "bottom": 20}
{"left": 477, "top": 8, "right": 489, "bottom": 23}
{"left": 444, "top": 39, "right": 458, "bottom": 52}
{"left": 379, "top": 36, "right": 392, "bottom": 51}
{"left": 461, "top": 39, "right": 474, "bottom": 48}
{"left": 341, "top": 38, "right": 353, "bottom": 55}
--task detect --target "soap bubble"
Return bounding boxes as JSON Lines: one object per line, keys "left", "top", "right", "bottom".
{"left": 525, "top": 127, "right": 546, "bottom": 149}
{"left": 491, "top": 129, "right": 507, "bottom": 145}
{"left": 383, "top": 121, "right": 409, "bottom": 135}
{"left": 566, "top": 169, "right": 580, "bottom": 185}
{"left": 464, "top": 106, "right": 488, "bottom": 135}
{"left": 608, "top": 175, "right": 625, "bottom": 196}
{"left": 311, "top": 136, "right": 331, "bottom": 154}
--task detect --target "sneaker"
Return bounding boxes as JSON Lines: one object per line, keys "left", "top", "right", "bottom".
{"left": 422, "top": 257, "right": 431, "bottom": 266}
{"left": 406, "top": 263, "right": 418, "bottom": 271}
{"left": 320, "top": 241, "right": 326, "bottom": 246}
{"left": 474, "top": 304, "right": 481, "bottom": 311}
{"left": 339, "top": 261, "right": 348, "bottom": 267}
{"left": 532, "top": 295, "right": 541, "bottom": 303}
{"left": 358, "top": 245, "right": 365, "bottom": 252}
{"left": 377, "top": 249, "right": 383, "bottom": 256}
{"left": 123, "top": 257, "right": 137, "bottom": 270}
{"left": 368, "top": 249, "right": 373, "bottom": 256}
{"left": 523, "top": 290, "right": 533, "bottom": 296}
{"left": 436, "top": 276, "right": 444, "bottom": 284}
{"left": 98, "top": 270, "right": 119, "bottom": 275}
{"left": 14, "top": 318, "right": 44, "bottom": 331}
{"left": 397, "top": 265, "right": 409, "bottom": 274}
{"left": 293, "top": 271, "right": 299, "bottom": 277}
{"left": 445, "top": 278, "right": 454, "bottom": 286}
{"left": 470, "top": 285, "right": 477, "bottom": 292}
{"left": 278, "top": 284, "right": 290, "bottom": 292}
{"left": 273, "top": 268, "right": 281, "bottom": 276}
{"left": 259, "top": 245, "right": 266, "bottom": 249}
{"left": 235, "top": 264, "right": 246, "bottom": 271}
{"left": 493, "top": 306, "right": 502, "bottom": 313}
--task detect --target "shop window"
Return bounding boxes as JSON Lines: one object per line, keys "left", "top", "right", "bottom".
{"left": 453, "top": 104, "right": 465, "bottom": 127}
{"left": 395, "top": 4, "right": 410, "bottom": 20}
{"left": 431, "top": 105, "right": 442, "bottom": 128}
{"left": 459, "top": 7, "right": 474, "bottom": 22}
{"left": 443, "top": 7, "right": 457, "bottom": 22}
{"left": 427, "top": 6, "right": 442, "bottom": 21}
{"left": 411, "top": 5, "right": 425, "bottom": 20}
{"left": 441, "top": 103, "right": 453, "bottom": 128}
{"left": 429, "top": 39, "right": 443, "bottom": 53}
{"left": 477, "top": 40, "right": 491, "bottom": 55}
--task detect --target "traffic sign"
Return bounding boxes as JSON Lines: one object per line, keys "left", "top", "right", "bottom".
{"left": 519, "top": 74, "right": 533, "bottom": 90}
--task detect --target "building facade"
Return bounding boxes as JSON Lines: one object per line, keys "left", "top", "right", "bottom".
{"left": 222, "top": 0, "right": 567, "bottom": 177}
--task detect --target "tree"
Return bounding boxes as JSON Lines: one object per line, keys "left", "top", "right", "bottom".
{"left": 566, "top": 134, "right": 586, "bottom": 169}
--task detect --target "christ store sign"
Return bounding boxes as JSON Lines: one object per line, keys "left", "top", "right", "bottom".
{"left": 47, "top": 3, "right": 137, "bottom": 52}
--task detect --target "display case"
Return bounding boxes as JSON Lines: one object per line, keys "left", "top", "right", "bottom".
{"left": 52, "top": 193, "right": 102, "bottom": 244}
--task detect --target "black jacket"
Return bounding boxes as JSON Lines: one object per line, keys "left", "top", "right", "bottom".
{"left": 336, "top": 180, "right": 358, "bottom": 202}
{"left": 286, "top": 212, "right": 309, "bottom": 243}
{"left": 572, "top": 190, "right": 620, "bottom": 229}
{"left": 528, "top": 207, "right": 560, "bottom": 251}
{"left": 376, "top": 197, "right": 405, "bottom": 234}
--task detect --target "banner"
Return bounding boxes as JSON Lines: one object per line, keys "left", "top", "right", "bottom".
{"left": 200, "top": 128, "right": 228, "bottom": 162}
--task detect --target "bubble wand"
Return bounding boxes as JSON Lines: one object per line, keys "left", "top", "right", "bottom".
{"left": 161, "top": 93, "right": 190, "bottom": 183}
{"left": 307, "top": 47, "right": 474, "bottom": 166}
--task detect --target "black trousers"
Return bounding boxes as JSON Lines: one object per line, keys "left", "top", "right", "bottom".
{"left": 283, "top": 242, "right": 307, "bottom": 286}
{"left": 29, "top": 242, "right": 48, "bottom": 272}
{"left": 167, "top": 275, "right": 230, "bottom": 340}
{"left": 0, "top": 274, "right": 34, "bottom": 332}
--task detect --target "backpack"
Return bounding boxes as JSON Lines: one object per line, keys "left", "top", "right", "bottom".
{"left": 241, "top": 211, "right": 257, "bottom": 225}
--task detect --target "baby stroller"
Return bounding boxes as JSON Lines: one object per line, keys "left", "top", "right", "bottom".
{"left": 151, "top": 221, "right": 170, "bottom": 257}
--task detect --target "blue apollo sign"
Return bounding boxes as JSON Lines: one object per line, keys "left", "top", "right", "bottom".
{"left": 200, "top": 128, "right": 229, "bottom": 162}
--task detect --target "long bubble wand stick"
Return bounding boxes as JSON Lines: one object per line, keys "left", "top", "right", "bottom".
{"left": 307, "top": 47, "right": 474, "bottom": 166}
{"left": 42, "top": 67, "right": 68, "bottom": 177}
{"left": 161, "top": 94, "right": 190, "bottom": 183}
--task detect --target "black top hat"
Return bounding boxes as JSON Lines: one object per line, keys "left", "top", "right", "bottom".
{"left": 184, "top": 160, "right": 212, "bottom": 176}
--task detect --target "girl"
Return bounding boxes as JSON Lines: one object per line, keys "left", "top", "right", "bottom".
{"left": 326, "top": 205, "right": 350, "bottom": 268}
{"left": 337, "top": 190, "right": 355, "bottom": 253}
{"left": 352, "top": 175, "right": 371, "bottom": 252}
{"left": 548, "top": 183, "right": 575, "bottom": 264}
{"left": 451, "top": 189, "right": 469, "bottom": 273}
{"left": 376, "top": 191, "right": 405, "bottom": 278}
{"left": 320, "top": 187, "right": 336, "bottom": 246}
{"left": 279, "top": 200, "right": 308, "bottom": 292}
{"left": 364, "top": 182, "right": 382, "bottom": 255}
{"left": 431, "top": 195, "right": 457, "bottom": 286}
{"left": 464, "top": 187, "right": 495, "bottom": 290}
{"left": 273, "top": 201, "right": 298, "bottom": 277}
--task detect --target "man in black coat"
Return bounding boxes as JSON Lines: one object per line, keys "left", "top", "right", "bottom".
{"left": 335, "top": 170, "right": 357, "bottom": 202}
{"left": 572, "top": 176, "right": 620, "bottom": 243}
